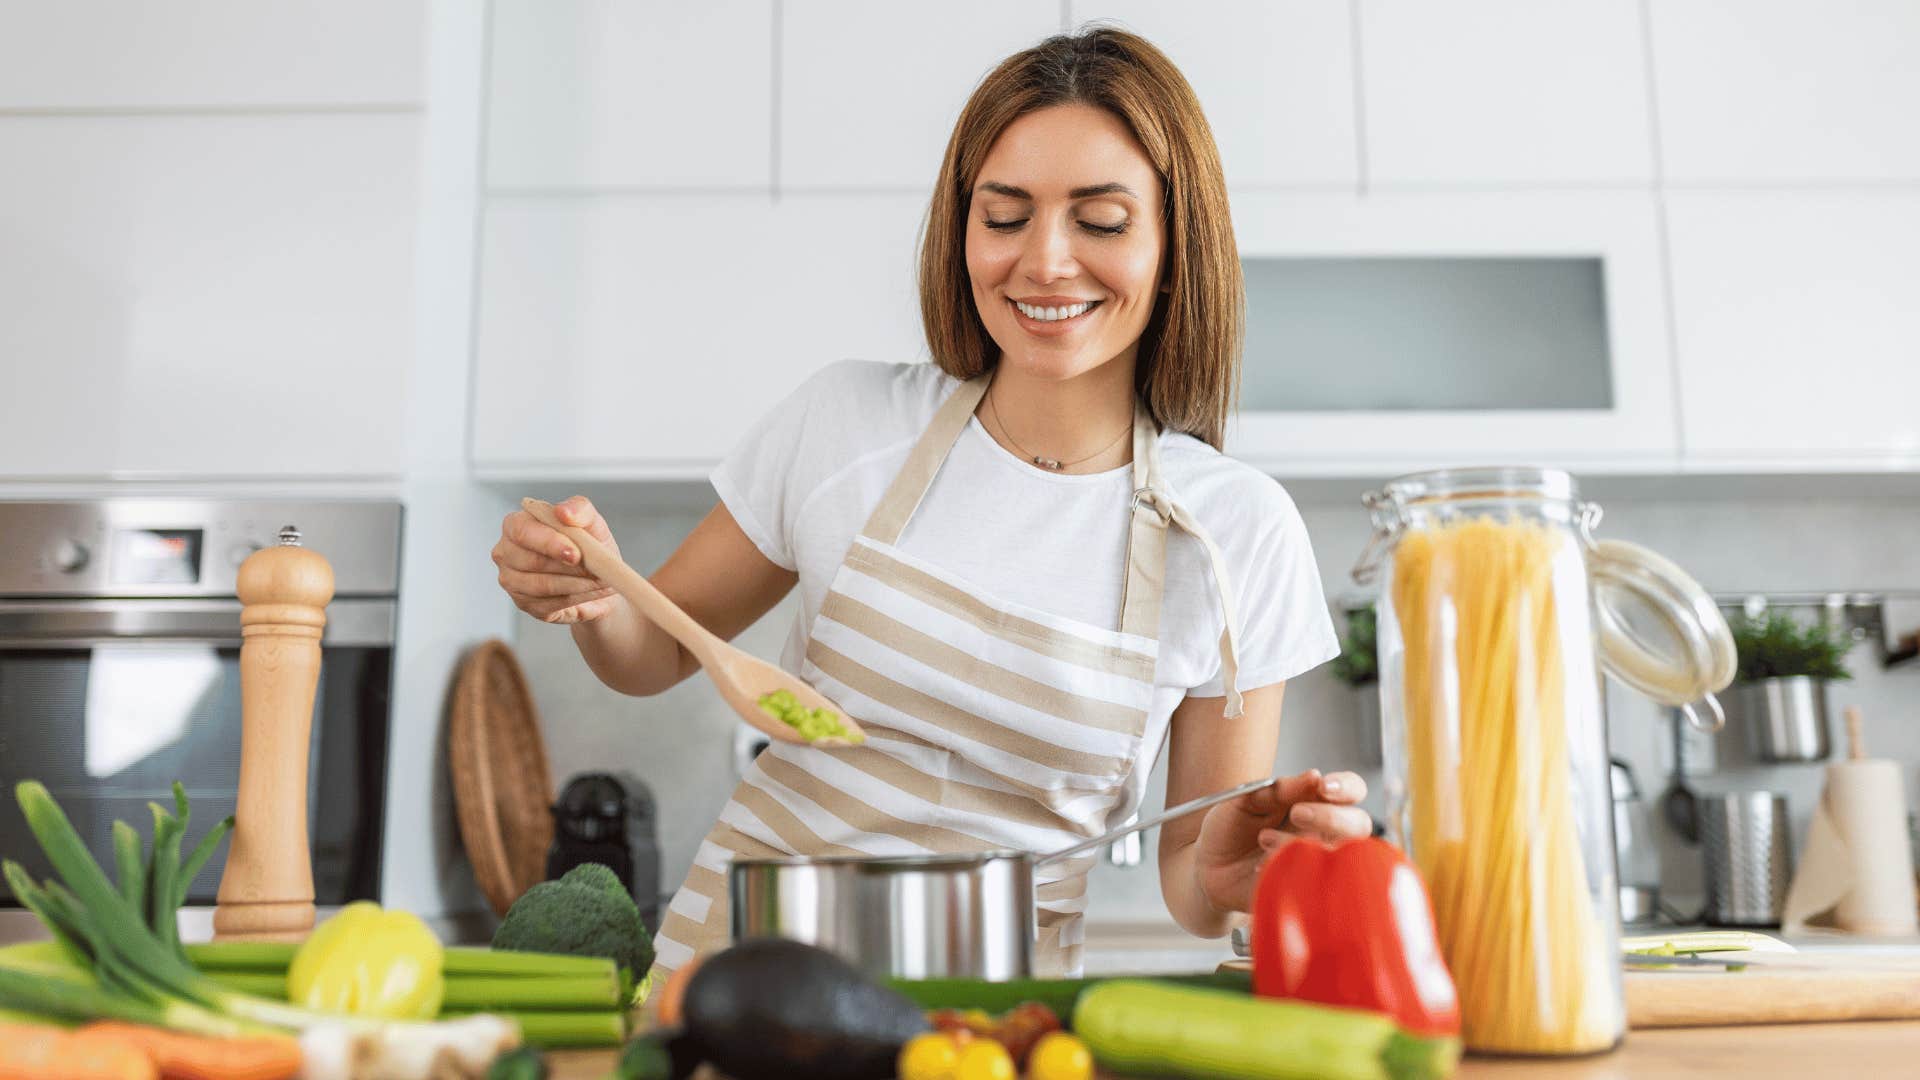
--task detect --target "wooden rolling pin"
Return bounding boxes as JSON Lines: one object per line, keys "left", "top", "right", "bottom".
{"left": 1223, "top": 957, "right": 1920, "bottom": 1028}
{"left": 1626, "top": 966, "right": 1920, "bottom": 1027}
{"left": 212, "top": 525, "right": 332, "bottom": 942}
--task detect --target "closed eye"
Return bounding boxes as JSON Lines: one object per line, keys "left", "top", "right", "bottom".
{"left": 981, "top": 218, "right": 1130, "bottom": 236}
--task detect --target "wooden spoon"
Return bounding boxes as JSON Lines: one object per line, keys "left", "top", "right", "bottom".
{"left": 520, "top": 498, "right": 863, "bottom": 749}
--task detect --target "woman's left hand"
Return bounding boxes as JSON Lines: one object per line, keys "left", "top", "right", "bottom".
{"left": 1192, "top": 769, "right": 1372, "bottom": 915}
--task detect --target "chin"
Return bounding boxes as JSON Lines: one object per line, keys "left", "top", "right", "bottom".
{"left": 993, "top": 342, "right": 1110, "bottom": 383}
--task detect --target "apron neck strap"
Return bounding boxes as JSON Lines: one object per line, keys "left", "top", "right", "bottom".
{"left": 861, "top": 373, "right": 989, "bottom": 547}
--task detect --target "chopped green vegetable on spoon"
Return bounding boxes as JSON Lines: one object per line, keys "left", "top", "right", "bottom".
{"left": 756, "top": 690, "right": 861, "bottom": 743}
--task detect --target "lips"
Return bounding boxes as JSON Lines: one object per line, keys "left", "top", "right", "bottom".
{"left": 1008, "top": 297, "right": 1101, "bottom": 324}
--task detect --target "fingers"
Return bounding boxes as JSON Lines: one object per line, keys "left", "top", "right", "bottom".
{"left": 1229, "top": 769, "right": 1322, "bottom": 820}
{"left": 498, "top": 566, "right": 602, "bottom": 599}
{"left": 1316, "top": 771, "right": 1367, "bottom": 804}
{"left": 502, "top": 510, "right": 582, "bottom": 566}
{"left": 555, "top": 495, "right": 615, "bottom": 544}
{"left": 522, "top": 588, "right": 617, "bottom": 623}
{"left": 492, "top": 535, "right": 593, "bottom": 579}
{"left": 1285, "top": 802, "right": 1374, "bottom": 843}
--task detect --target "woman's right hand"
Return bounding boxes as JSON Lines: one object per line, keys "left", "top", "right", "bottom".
{"left": 493, "top": 495, "right": 622, "bottom": 624}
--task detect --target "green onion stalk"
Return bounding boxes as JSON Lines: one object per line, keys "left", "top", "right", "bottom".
{"left": 0, "top": 781, "right": 520, "bottom": 1077}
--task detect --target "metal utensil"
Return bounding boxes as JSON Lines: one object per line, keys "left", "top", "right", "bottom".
{"left": 520, "top": 497, "right": 862, "bottom": 749}
{"left": 1625, "top": 951, "right": 1920, "bottom": 973}
{"left": 731, "top": 776, "right": 1275, "bottom": 979}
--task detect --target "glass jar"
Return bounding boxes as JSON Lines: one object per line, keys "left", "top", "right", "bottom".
{"left": 1354, "top": 467, "right": 1733, "bottom": 1056}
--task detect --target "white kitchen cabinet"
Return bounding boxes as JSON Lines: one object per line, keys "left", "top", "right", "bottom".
{"left": 780, "top": 0, "right": 1064, "bottom": 190}
{"left": 1359, "top": 0, "right": 1654, "bottom": 186}
{"left": 1651, "top": 0, "right": 1920, "bottom": 184}
{"left": 1227, "top": 191, "right": 1678, "bottom": 473}
{"left": 0, "top": 115, "right": 417, "bottom": 480}
{"left": 1071, "top": 0, "right": 1357, "bottom": 188}
{"left": 485, "top": 0, "right": 772, "bottom": 190}
{"left": 1665, "top": 192, "right": 1920, "bottom": 465}
{"left": 471, "top": 194, "right": 927, "bottom": 476}
{"left": 0, "top": 0, "right": 423, "bottom": 108}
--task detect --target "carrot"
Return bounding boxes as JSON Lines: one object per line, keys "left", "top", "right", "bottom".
{"left": 653, "top": 956, "right": 703, "bottom": 1028}
{"left": 0, "top": 1021, "right": 157, "bottom": 1080}
{"left": 77, "top": 1022, "right": 302, "bottom": 1080}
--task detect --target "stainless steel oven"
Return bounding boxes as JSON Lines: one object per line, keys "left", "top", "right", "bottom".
{"left": 0, "top": 499, "right": 402, "bottom": 943}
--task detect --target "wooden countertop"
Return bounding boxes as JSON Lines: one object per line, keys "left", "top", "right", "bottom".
{"left": 547, "top": 1019, "right": 1920, "bottom": 1079}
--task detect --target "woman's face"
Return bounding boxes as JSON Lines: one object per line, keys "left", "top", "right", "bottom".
{"left": 966, "top": 103, "right": 1167, "bottom": 383}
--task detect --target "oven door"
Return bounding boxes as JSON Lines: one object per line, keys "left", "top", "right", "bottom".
{"left": 0, "top": 598, "right": 392, "bottom": 909}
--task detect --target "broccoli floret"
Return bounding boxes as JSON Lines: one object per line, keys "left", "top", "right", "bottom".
{"left": 491, "top": 862, "right": 654, "bottom": 982}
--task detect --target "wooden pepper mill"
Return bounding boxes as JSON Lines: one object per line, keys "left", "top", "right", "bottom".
{"left": 212, "top": 525, "right": 333, "bottom": 943}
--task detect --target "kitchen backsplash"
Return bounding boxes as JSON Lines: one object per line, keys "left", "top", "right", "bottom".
{"left": 511, "top": 483, "right": 1920, "bottom": 930}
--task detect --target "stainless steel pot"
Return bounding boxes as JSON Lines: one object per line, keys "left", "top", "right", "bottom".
{"left": 729, "top": 776, "right": 1272, "bottom": 979}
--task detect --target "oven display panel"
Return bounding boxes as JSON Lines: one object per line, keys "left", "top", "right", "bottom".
{"left": 111, "top": 529, "right": 203, "bottom": 585}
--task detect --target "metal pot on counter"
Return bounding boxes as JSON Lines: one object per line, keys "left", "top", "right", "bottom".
{"left": 728, "top": 776, "right": 1271, "bottom": 980}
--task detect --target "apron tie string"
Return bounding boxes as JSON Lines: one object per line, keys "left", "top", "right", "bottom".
{"left": 1131, "top": 486, "right": 1246, "bottom": 719}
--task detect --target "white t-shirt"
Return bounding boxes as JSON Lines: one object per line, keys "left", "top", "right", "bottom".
{"left": 712, "top": 360, "right": 1339, "bottom": 815}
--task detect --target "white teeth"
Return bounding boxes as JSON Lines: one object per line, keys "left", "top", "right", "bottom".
{"left": 1013, "top": 300, "right": 1094, "bottom": 322}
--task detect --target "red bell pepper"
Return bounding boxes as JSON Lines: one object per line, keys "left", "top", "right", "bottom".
{"left": 1250, "top": 836, "right": 1460, "bottom": 1038}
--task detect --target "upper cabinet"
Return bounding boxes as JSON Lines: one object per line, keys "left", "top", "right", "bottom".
{"left": 0, "top": 1, "right": 421, "bottom": 482}
{"left": 780, "top": 0, "right": 1063, "bottom": 189}
{"left": 0, "top": 116, "right": 419, "bottom": 480}
{"left": 486, "top": 0, "right": 772, "bottom": 189}
{"left": 1665, "top": 192, "right": 1920, "bottom": 465}
{"left": 1650, "top": 0, "right": 1920, "bottom": 183}
{"left": 471, "top": 193, "right": 928, "bottom": 475}
{"left": 0, "top": 0, "right": 422, "bottom": 107}
{"left": 1359, "top": 0, "right": 1654, "bottom": 186}
{"left": 1073, "top": 0, "right": 1358, "bottom": 188}
{"left": 1228, "top": 191, "right": 1677, "bottom": 473}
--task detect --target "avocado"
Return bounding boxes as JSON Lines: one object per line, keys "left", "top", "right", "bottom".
{"left": 681, "top": 939, "right": 930, "bottom": 1080}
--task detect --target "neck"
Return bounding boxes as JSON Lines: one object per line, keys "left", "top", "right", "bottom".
{"left": 981, "top": 356, "right": 1138, "bottom": 474}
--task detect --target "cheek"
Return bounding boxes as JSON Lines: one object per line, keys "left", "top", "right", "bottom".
{"left": 1093, "top": 237, "right": 1165, "bottom": 308}
{"left": 964, "top": 231, "right": 1011, "bottom": 296}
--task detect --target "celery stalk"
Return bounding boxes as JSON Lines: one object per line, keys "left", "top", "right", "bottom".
{"left": 441, "top": 1008, "right": 627, "bottom": 1048}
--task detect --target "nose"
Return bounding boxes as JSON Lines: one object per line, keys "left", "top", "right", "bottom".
{"left": 1017, "top": 216, "right": 1078, "bottom": 285}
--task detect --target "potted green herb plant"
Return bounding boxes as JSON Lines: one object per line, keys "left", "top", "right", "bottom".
{"left": 1730, "top": 610, "right": 1854, "bottom": 762}
{"left": 1331, "top": 606, "right": 1382, "bottom": 766}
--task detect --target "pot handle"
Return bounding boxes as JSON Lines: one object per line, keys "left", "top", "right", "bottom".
{"left": 1036, "top": 776, "right": 1275, "bottom": 868}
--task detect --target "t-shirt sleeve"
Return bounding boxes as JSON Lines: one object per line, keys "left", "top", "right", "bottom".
{"left": 1188, "top": 479, "right": 1340, "bottom": 698}
{"left": 709, "top": 359, "right": 915, "bottom": 571}
{"left": 708, "top": 364, "right": 845, "bottom": 571}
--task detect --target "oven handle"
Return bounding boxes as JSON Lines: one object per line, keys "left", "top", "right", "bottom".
{"left": 0, "top": 598, "right": 396, "bottom": 648}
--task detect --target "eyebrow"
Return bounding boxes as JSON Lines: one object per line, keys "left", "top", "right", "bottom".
{"left": 975, "top": 181, "right": 1139, "bottom": 200}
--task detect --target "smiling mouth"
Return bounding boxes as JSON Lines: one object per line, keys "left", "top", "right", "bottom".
{"left": 1010, "top": 298, "right": 1101, "bottom": 323}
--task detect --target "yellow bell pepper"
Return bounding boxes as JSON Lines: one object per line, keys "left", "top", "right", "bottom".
{"left": 288, "top": 901, "right": 446, "bottom": 1019}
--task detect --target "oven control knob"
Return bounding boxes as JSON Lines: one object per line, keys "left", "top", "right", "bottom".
{"left": 52, "top": 539, "right": 90, "bottom": 574}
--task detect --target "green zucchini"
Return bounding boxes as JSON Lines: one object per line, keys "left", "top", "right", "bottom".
{"left": 1072, "top": 980, "right": 1460, "bottom": 1080}
{"left": 885, "top": 968, "right": 1252, "bottom": 1019}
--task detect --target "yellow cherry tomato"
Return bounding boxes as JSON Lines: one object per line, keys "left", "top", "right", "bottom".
{"left": 1027, "top": 1032, "right": 1094, "bottom": 1080}
{"left": 897, "top": 1032, "right": 963, "bottom": 1080}
{"left": 954, "top": 1038, "right": 1015, "bottom": 1080}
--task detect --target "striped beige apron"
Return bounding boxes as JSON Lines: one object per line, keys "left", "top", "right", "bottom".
{"left": 652, "top": 373, "right": 1243, "bottom": 979}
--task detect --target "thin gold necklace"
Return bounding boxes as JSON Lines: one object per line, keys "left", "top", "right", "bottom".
{"left": 985, "top": 387, "right": 1132, "bottom": 472}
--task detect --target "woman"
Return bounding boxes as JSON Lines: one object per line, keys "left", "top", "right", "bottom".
{"left": 491, "top": 27, "right": 1370, "bottom": 977}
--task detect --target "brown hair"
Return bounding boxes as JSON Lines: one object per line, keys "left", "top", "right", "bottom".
{"left": 918, "top": 26, "right": 1243, "bottom": 450}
